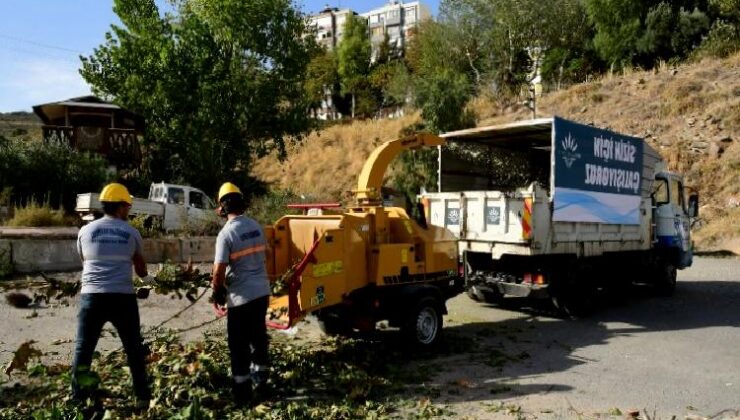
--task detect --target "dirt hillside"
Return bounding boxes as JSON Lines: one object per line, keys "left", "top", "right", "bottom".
{"left": 252, "top": 53, "right": 740, "bottom": 252}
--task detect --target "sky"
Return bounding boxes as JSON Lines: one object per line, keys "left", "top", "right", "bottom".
{"left": 0, "top": 0, "right": 440, "bottom": 112}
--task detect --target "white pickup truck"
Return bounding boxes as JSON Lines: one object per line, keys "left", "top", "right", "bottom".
{"left": 76, "top": 182, "right": 220, "bottom": 232}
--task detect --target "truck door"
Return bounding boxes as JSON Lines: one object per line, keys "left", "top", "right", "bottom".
{"left": 673, "top": 178, "right": 692, "bottom": 267}
{"left": 187, "top": 189, "right": 212, "bottom": 223}
{"left": 165, "top": 186, "right": 187, "bottom": 231}
{"left": 653, "top": 175, "right": 692, "bottom": 268}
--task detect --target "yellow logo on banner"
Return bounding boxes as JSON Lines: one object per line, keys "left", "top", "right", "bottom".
{"left": 312, "top": 261, "right": 343, "bottom": 277}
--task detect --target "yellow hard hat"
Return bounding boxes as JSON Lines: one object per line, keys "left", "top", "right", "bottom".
{"left": 100, "top": 183, "right": 132, "bottom": 205}
{"left": 218, "top": 182, "right": 242, "bottom": 202}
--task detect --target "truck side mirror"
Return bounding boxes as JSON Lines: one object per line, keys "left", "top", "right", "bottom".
{"left": 688, "top": 193, "right": 699, "bottom": 218}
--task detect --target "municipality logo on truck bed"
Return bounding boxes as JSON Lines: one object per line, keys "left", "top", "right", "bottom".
{"left": 560, "top": 133, "right": 581, "bottom": 168}
{"left": 553, "top": 117, "right": 644, "bottom": 225}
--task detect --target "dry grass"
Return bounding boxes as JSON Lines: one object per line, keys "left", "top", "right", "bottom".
{"left": 251, "top": 53, "right": 740, "bottom": 251}
{"left": 251, "top": 114, "right": 421, "bottom": 201}
{"left": 5, "top": 201, "right": 68, "bottom": 227}
{"left": 474, "top": 53, "right": 740, "bottom": 251}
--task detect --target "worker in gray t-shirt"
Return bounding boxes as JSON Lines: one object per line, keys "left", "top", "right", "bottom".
{"left": 73, "top": 183, "right": 151, "bottom": 408}
{"left": 211, "top": 182, "right": 270, "bottom": 406}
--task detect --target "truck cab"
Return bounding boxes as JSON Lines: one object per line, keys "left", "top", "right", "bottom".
{"left": 148, "top": 183, "right": 217, "bottom": 230}
{"left": 652, "top": 172, "right": 698, "bottom": 269}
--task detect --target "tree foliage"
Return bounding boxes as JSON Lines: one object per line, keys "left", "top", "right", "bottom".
{"left": 80, "top": 0, "right": 315, "bottom": 195}
{"left": 337, "top": 14, "right": 371, "bottom": 118}
{"left": 305, "top": 49, "right": 340, "bottom": 117}
{"left": 585, "top": 0, "right": 716, "bottom": 67}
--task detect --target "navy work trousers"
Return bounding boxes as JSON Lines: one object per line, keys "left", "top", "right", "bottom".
{"left": 227, "top": 295, "right": 269, "bottom": 378}
{"left": 71, "top": 293, "right": 150, "bottom": 401}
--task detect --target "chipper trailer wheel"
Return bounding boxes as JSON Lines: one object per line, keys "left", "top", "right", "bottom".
{"left": 402, "top": 296, "right": 443, "bottom": 347}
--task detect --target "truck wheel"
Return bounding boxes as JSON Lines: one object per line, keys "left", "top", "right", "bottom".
{"left": 402, "top": 296, "right": 443, "bottom": 347}
{"left": 466, "top": 285, "right": 503, "bottom": 304}
{"left": 654, "top": 263, "right": 677, "bottom": 297}
{"left": 316, "top": 311, "right": 352, "bottom": 337}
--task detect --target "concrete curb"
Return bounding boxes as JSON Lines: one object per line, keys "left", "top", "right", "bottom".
{"left": 0, "top": 236, "right": 217, "bottom": 275}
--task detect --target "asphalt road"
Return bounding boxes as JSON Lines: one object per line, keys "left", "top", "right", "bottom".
{"left": 1, "top": 257, "right": 738, "bottom": 419}
{"left": 434, "top": 256, "right": 740, "bottom": 419}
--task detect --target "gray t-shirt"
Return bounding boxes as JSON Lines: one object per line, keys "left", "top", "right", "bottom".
{"left": 214, "top": 215, "right": 270, "bottom": 308}
{"left": 77, "top": 216, "right": 143, "bottom": 294}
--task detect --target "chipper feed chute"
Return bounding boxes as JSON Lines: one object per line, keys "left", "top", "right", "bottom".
{"left": 264, "top": 214, "right": 370, "bottom": 329}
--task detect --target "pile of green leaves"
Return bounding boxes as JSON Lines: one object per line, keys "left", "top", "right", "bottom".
{"left": 137, "top": 262, "right": 211, "bottom": 301}
{"left": 0, "top": 331, "right": 454, "bottom": 419}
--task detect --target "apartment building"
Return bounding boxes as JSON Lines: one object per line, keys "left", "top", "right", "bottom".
{"left": 307, "top": 7, "right": 357, "bottom": 51}
{"left": 362, "top": 0, "right": 431, "bottom": 59}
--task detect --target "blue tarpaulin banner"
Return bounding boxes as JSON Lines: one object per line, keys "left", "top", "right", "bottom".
{"left": 552, "top": 117, "right": 644, "bottom": 225}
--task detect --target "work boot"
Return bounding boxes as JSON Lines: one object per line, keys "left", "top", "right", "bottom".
{"left": 134, "top": 398, "right": 150, "bottom": 412}
{"left": 232, "top": 380, "right": 252, "bottom": 407}
{"left": 251, "top": 365, "right": 269, "bottom": 400}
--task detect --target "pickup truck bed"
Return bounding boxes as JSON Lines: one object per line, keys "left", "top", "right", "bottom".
{"left": 76, "top": 193, "right": 164, "bottom": 220}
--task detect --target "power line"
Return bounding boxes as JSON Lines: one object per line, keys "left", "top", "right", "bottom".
{"left": 0, "top": 33, "right": 84, "bottom": 55}
{"left": 0, "top": 44, "right": 81, "bottom": 66}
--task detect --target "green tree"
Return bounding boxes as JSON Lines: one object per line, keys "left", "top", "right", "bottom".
{"left": 337, "top": 14, "right": 371, "bottom": 118}
{"left": 305, "top": 49, "right": 340, "bottom": 118}
{"left": 585, "top": 0, "right": 649, "bottom": 68}
{"left": 369, "top": 61, "right": 411, "bottom": 109}
{"left": 638, "top": 3, "right": 710, "bottom": 61}
{"left": 80, "top": 0, "right": 314, "bottom": 195}
{"left": 697, "top": 0, "right": 740, "bottom": 57}
{"left": 414, "top": 67, "right": 475, "bottom": 134}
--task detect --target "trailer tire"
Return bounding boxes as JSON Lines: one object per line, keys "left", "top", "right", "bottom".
{"left": 402, "top": 296, "right": 443, "bottom": 348}
{"left": 654, "top": 263, "right": 677, "bottom": 297}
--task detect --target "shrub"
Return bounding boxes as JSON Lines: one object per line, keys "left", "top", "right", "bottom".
{"left": 129, "top": 214, "right": 162, "bottom": 239}
{"left": 0, "top": 137, "right": 111, "bottom": 213}
{"left": 247, "top": 189, "right": 302, "bottom": 225}
{"left": 181, "top": 215, "right": 222, "bottom": 237}
{"left": 0, "top": 139, "right": 111, "bottom": 213}
{"left": 5, "top": 201, "right": 68, "bottom": 227}
{"left": 694, "top": 20, "right": 740, "bottom": 58}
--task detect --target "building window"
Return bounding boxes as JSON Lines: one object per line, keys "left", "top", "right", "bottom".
{"left": 405, "top": 8, "right": 416, "bottom": 22}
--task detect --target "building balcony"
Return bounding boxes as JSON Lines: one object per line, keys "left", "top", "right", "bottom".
{"left": 42, "top": 125, "right": 142, "bottom": 169}
{"left": 385, "top": 15, "right": 401, "bottom": 25}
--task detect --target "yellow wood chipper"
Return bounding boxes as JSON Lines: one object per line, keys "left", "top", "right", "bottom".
{"left": 263, "top": 133, "right": 463, "bottom": 346}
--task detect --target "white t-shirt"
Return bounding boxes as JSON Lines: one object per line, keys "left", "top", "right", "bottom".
{"left": 214, "top": 215, "right": 270, "bottom": 308}
{"left": 77, "top": 216, "right": 142, "bottom": 294}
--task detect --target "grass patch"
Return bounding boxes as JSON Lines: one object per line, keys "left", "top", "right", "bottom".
{"left": 4, "top": 201, "right": 70, "bottom": 227}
